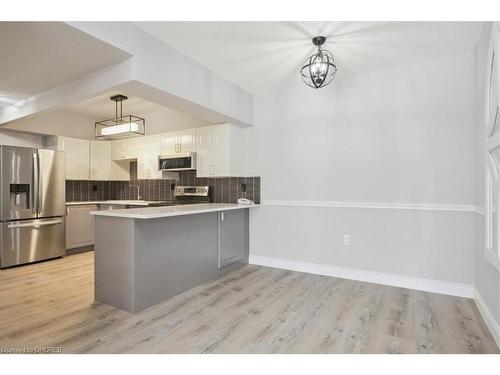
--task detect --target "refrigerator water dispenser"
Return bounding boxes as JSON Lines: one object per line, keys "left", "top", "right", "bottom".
{"left": 10, "top": 184, "right": 30, "bottom": 209}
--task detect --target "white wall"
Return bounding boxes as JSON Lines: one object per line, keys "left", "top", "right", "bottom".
{"left": 135, "top": 105, "right": 212, "bottom": 136}
{"left": 474, "top": 22, "right": 500, "bottom": 339}
{"left": 0, "top": 129, "right": 45, "bottom": 148}
{"left": 247, "top": 49, "right": 478, "bottom": 289}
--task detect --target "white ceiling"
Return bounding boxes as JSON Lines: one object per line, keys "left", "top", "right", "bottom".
{"left": 134, "top": 21, "right": 485, "bottom": 93}
{"left": 67, "top": 92, "right": 160, "bottom": 118}
{"left": 0, "top": 22, "right": 131, "bottom": 109}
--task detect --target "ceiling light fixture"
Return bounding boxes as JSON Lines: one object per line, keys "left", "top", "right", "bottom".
{"left": 95, "top": 95, "right": 145, "bottom": 139}
{"left": 300, "top": 36, "right": 338, "bottom": 89}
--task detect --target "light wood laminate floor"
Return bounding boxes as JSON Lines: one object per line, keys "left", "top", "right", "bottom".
{"left": 0, "top": 252, "right": 498, "bottom": 354}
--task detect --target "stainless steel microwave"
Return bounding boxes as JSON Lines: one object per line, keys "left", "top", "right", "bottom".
{"left": 158, "top": 152, "right": 196, "bottom": 171}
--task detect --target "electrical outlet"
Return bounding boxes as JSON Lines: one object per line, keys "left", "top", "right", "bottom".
{"left": 343, "top": 235, "right": 351, "bottom": 246}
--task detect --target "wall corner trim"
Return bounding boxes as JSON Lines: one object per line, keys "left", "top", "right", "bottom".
{"left": 474, "top": 289, "right": 500, "bottom": 349}
{"left": 249, "top": 255, "right": 474, "bottom": 298}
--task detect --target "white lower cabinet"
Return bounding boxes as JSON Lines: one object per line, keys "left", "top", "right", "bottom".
{"left": 65, "top": 204, "right": 97, "bottom": 250}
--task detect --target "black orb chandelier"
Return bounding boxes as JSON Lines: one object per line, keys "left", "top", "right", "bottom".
{"left": 300, "top": 36, "right": 338, "bottom": 89}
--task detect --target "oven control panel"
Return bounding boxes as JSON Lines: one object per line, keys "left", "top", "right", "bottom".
{"left": 174, "top": 186, "right": 210, "bottom": 197}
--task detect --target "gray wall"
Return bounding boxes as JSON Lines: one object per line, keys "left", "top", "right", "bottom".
{"left": 247, "top": 45, "right": 478, "bottom": 286}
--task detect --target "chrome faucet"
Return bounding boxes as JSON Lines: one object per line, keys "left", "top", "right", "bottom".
{"left": 130, "top": 184, "right": 142, "bottom": 200}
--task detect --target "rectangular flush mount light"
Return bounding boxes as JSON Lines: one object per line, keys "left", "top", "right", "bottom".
{"left": 95, "top": 115, "right": 145, "bottom": 139}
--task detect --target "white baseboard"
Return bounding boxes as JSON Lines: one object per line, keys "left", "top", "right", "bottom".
{"left": 474, "top": 289, "right": 500, "bottom": 349}
{"left": 249, "top": 255, "right": 474, "bottom": 298}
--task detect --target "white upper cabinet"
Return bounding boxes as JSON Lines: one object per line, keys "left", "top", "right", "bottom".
{"left": 46, "top": 123, "right": 246, "bottom": 182}
{"left": 111, "top": 139, "right": 128, "bottom": 161}
{"left": 195, "top": 123, "right": 246, "bottom": 178}
{"left": 48, "top": 136, "right": 90, "bottom": 180}
{"left": 137, "top": 134, "right": 161, "bottom": 179}
{"left": 178, "top": 129, "right": 196, "bottom": 153}
{"left": 89, "top": 141, "right": 111, "bottom": 180}
{"left": 210, "top": 124, "right": 231, "bottom": 176}
{"left": 126, "top": 137, "right": 141, "bottom": 159}
{"left": 110, "top": 160, "right": 130, "bottom": 181}
{"left": 160, "top": 132, "right": 178, "bottom": 155}
{"left": 111, "top": 138, "right": 140, "bottom": 161}
{"left": 195, "top": 126, "right": 212, "bottom": 177}
{"left": 160, "top": 129, "right": 196, "bottom": 155}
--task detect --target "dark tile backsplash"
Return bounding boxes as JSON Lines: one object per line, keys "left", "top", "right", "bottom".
{"left": 66, "top": 162, "right": 260, "bottom": 204}
{"left": 111, "top": 179, "right": 176, "bottom": 201}
{"left": 65, "top": 180, "right": 111, "bottom": 202}
{"left": 177, "top": 170, "right": 260, "bottom": 204}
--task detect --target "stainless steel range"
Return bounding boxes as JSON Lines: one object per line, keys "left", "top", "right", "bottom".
{"left": 0, "top": 146, "right": 66, "bottom": 268}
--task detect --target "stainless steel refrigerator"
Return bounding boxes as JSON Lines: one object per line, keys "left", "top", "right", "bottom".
{"left": 0, "top": 145, "right": 66, "bottom": 268}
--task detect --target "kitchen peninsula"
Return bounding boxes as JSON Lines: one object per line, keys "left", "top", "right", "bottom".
{"left": 90, "top": 203, "right": 257, "bottom": 313}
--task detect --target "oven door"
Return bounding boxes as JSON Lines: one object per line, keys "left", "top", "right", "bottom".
{"left": 158, "top": 153, "right": 196, "bottom": 171}
{"left": 0, "top": 217, "right": 65, "bottom": 268}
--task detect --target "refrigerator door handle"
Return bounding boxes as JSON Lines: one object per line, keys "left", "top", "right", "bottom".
{"left": 32, "top": 152, "right": 39, "bottom": 214}
{"left": 37, "top": 152, "right": 43, "bottom": 215}
{"left": 8, "top": 219, "right": 63, "bottom": 229}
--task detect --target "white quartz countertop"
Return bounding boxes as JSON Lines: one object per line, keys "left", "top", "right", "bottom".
{"left": 90, "top": 203, "right": 259, "bottom": 219}
{"left": 66, "top": 200, "right": 171, "bottom": 206}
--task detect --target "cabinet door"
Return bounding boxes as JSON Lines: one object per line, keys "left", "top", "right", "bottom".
{"left": 195, "top": 126, "right": 213, "bottom": 177}
{"left": 66, "top": 204, "right": 97, "bottom": 249}
{"left": 218, "top": 210, "right": 248, "bottom": 268}
{"left": 111, "top": 139, "right": 126, "bottom": 160}
{"left": 125, "top": 137, "right": 140, "bottom": 159}
{"left": 160, "top": 132, "right": 178, "bottom": 155}
{"left": 59, "top": 137, "right": 90, "bottom": 180}
{"left": 137, "top": 135, "right": 161, "bottom": 179}
{"left": 89, "top": 141, "right": 111, "bottom": 180}
{"left": 137, "top": 156, "right": 154, "bottom": 179}
{"left": 211, "top": 124, "right": 231, "bottom": 176}
{"left": 179, "top": 129, "right": 195, "bottom": 153}
{"left": 110, "top": 160, "right": 130, "bottom": 180}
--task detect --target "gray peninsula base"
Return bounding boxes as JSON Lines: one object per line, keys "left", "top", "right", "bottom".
{"left": 94, "top": 209, "right": 249, "bottom": 313}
